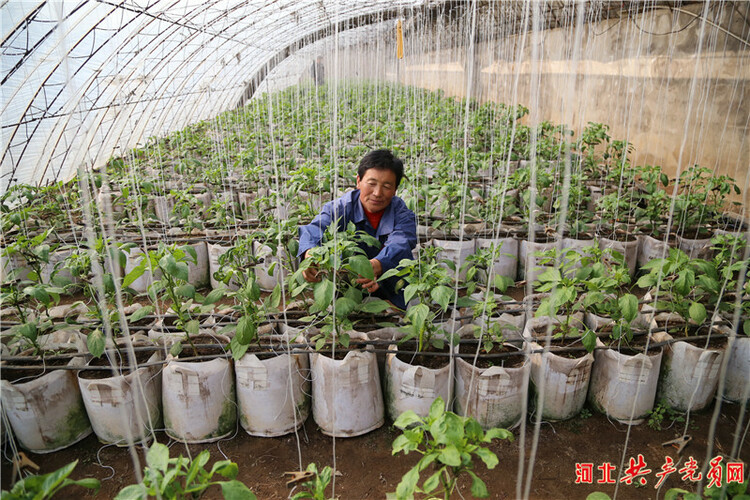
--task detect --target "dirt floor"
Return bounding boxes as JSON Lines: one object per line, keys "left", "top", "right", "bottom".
{"left": 1, "top": 397, "right": 747, "bottom": 500}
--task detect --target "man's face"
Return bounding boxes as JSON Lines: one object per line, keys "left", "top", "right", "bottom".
{"left": 356, "top": 168, "right": 397, "bottom": 213}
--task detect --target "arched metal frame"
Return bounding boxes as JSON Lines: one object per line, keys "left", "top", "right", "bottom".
{"left": 0, "top": 0, "right": 713, "bottom": 193}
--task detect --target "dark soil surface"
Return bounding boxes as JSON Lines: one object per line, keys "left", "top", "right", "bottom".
{"left": 2, "top": 399, "right": 746, "bottom": 500}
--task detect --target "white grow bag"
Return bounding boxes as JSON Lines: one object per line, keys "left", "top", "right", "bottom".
{"left": 1, "top": 358, "right": 92, "bottom": 453}
{"left": 454, "top": 346, "right": 530, "bottom": 429}
{"left": 724, "top": 336, "right": 750, "bottom": 403}
{"left": 162, "top": 355, "right": 236, "bottom": 443}
{"left": 654, "top": 331, "right": 725, "bottom": 412}
{"left": 587, "top": 339, "right": 662, "bottom": 424}
{"left": 384, "top": 344, "right": 453, "bottom": 421}
{"left": 309, "top": 343, "right": 384, "bottom": 437}
{"left": 78, "top": 351, "right": 163, "bottom": 446}
{"left": 235, "top": 332, "right": 310, "bottom": 437}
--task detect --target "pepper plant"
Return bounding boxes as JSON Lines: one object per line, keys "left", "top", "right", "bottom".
{"left": 215, "top": 235, "right": 282, "bottom": 359}
{"left": 66, "top": 238, "right": 153, "bottom": 357}
{"left": 289, "top": 221, "right": 391, "bottom": 350}
{"left": 380, "top": 246, "right": 472, "bottom": 352}
{"left": 636, "top": 247, "right": 719, "bottom": 334}
{"left": 533, "top": 246, "right": 627, "bottom": 352}
{"left": 390, "top": 397, "right": 513, "bottom": 500}
{"left": 115, "top": 442, "right": 255, "bottom": 500}
{"left": 137, "top": 243, "right": 224, "bottom": 356}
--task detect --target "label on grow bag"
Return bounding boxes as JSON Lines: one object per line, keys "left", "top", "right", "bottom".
{"left": 695, "top": 355, "right": 721, "bottom": 382}
{"left": 478, "top": 375, "right": 511, "bottom": 396}
{"left": 8, "top": 391, "right": 28, "bottom": 411}
{"left": 89, "top": 385, "right": 123, "bottom": 406}
{"left": 237, "top": 365, "right": 268, "bottom": 390}
{"left": 618, "top": 363, "right": 650, "bottom": 385}
{"left": 339, "top": 362, "right": 369, "bottom": 388}
{"left": 170, "top": 371, "right": 201, "bottom": 396}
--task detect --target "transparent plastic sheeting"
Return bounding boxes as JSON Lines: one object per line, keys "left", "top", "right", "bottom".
{"left": 0, "top": 0, "right": 429, "bottom": 194}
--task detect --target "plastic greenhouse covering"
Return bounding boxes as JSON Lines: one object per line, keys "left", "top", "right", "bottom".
{"left": 1, "top": 1, "right": 749, "bottom": 499}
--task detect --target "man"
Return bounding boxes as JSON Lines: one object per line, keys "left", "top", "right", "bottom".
{"left": 297, "top": 149, "right": 417, "bottom": 310}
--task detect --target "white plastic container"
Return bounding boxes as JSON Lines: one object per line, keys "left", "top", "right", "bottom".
{"left": 78, "top": 351, "right": 163, "bottom": 445}
{"left": 430, "top": 238, "right": 475, "bottom": 281}
{"left": 454, "top": 345, "right": 530, "bottom": 429}
{"left": 162, "top": 354, "right": 236, "bottom": 443}
{"left": 527, "top": 335, "right": 594, "bottom": 421}
{"left": 637, "top": 234, "right": 675, "bottom": 269}
{"left": 654, "top": 331, "right": 725, "bottom": 412}
{"left": 309, "top": 343, "right": 383, "bottom": 437}
{"left": 599, "top": 236, "right": 639, "bottom": 277}
{"left": 587, "top": 339, "right": 662, "bottom": 424}
{"left": 207, "top": 242, "right": 239, "bottom": 291}
{"left": 1, "top": 358, "right": 92, "bottom": 453}
{"left": 184, "top": 240, "right": 209, "bottom": 289}
{"left": 677, "top": 234, "right": 713, "bottom": 260}
{"left": 475, "top": 236, "right": 519, "bottom": 281}
{"left": 236, "top": 333, "right": 310, "bottom": 437}
{"left": 253, "top": 241, "right": 289, "bottom": 292}
{"left": 124, "top": 246, "right": 159, "bottom": 294}
{"left": 384, "top": 344, "right": 453, "bottom": 422}
{"left": 723, "top": 336, "right": 750, "bottom": 403}
{"left": 518, "top": 236, "right": 557, "bottom": 282}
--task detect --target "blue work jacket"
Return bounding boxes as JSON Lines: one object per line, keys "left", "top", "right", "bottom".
{"left": 297, "top": 189, "right": 417, "bottom": 309}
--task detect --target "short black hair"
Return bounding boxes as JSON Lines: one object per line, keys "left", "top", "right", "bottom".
{"left": 358, "top": 149, "right": 404, "bottom": 187}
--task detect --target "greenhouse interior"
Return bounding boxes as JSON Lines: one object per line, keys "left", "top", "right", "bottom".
{"left": 1, "top": 1, "right": 749, "bottom": 499}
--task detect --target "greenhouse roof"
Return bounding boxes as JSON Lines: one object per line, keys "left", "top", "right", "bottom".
{"left": 1, "top": 1, "right": 706, "bottom": 193}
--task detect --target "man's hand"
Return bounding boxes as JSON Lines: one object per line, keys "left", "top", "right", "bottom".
{"left": 302, "top": 250, "right": 321, "bottom": 282}
{"left": 356, "top": 258, "right": 382, "bottom": 294}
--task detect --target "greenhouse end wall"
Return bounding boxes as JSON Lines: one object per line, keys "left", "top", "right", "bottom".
{"left": 324, "top": 4, "right": 749, "bottom": 204}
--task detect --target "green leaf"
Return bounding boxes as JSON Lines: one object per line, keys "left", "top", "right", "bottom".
{"left": 210, "top": 460, "right": 239, "bottom": 479}
{"left": 24, "top": 285, "right": 49, "bottom": 305}
{"left": 431, "top": 285, "right": 453, "bottom": 312}
{"left": 393, "top": 410, "right": 423, "bottom": 430}
{"left": 176, "top": 284, "right": 195, "bottom": 299}
{"left": 220, "top": 480, "right": 257, "bottom": 500}
{"left": 585, "top": 493, "right": 613, "bottom": 500}
{"left": 619, "top": 294, "right": 638, "bottom": 323}
{"left": 483, "top": 427, "right": 514, "bottom": 442}
{"left": 349, "top": 254, "right": 374, "bottom": 280}
{"left": 537, "top": 268, "right": 562, "bottom": 284}
{"left": 203, "top": 288, "right": 225, "bottom": 306}
{"left": 428, "top": 397, "right": 445, "bottom": 422}
{"left": 395, "top": 466, "right": 420, "bottom": 499}
{"left": 230, "top": 336, "right": 249, "bottom": 360}
{"left": 312, "top": 278, "right": 334, "bottom": 312}
{"left": 87, "top": 329, "right": 105, "bottom": 358}
{"left": 406, "top": 304, "right": 430, "bottom": 332}
{"left": 743, "top": 319, "right": 750, "bottom": 336}
{"left": 674, "top": 269, "right": 695, "bottom": 296}
{"left": 422, "top": 470, "right": 441, "bottom": 493}
{"left": 474, "top": 447, "right": 499, "bottom": 469}
{"left": 115, "top": 484, "right": 147, "bottom": 500}
{"left": 146, "top": 443, "right": 170, "bottom": 471}
{"left": 360, "top": 299, "right": 391, "bottom": 314}
{"left": 468, "top": 471, "right": 490, "bottom": 498}
{"left": 431, "top": 412, "right": 464, "bottom": 446}
{"left": 185, "top": 319, "right": 200, "bottom": 335}
{"left": 664, "top": 489, "right": 701, "bottom": 500}
{"left": 335, "top": 297, "right": 357, "bottom": 318}
{"left": 235, "top": 315, "right": 257, "bottom": 344}
{"left": 269, "top": 284, "right": 282, "bottom": 309}
{"left": 438, "top": 444, "right": 461, "bottom": 466}
{"left": 129, "top": 305, "right": 154, "bottom": 323}
{"left": 688, "top": 302, "right": 707, "bottom": 324}
{"left": 581, "top": 328, "right": 597, "bottom": 353}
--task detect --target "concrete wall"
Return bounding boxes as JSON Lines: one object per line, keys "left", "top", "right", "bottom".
{"left": 266, "top": 3, "right": 749, "bottom": 206}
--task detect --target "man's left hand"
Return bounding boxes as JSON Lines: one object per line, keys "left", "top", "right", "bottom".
{"left": 356, "top": 258, "right": 382, "bottom": 294}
